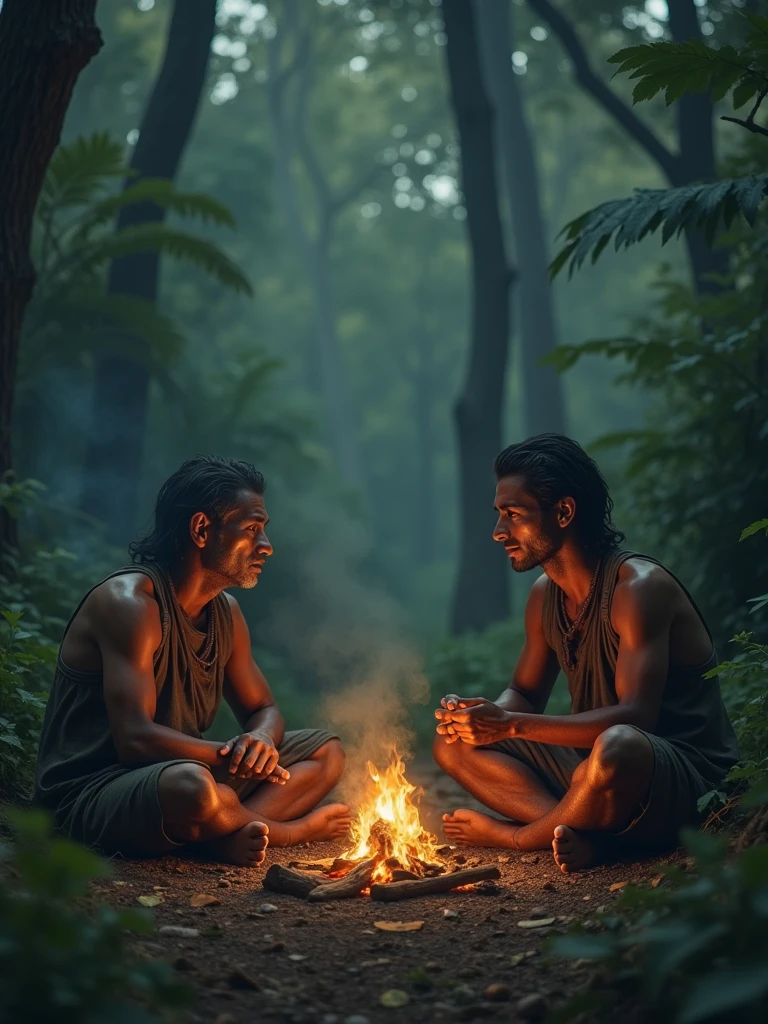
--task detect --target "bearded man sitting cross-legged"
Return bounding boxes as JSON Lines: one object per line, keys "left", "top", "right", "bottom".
{"left": 434, "top": 434, "right": 739, "bottom": 873}
{"left": 35, "top": 456, "right": 350, "bottom": 866}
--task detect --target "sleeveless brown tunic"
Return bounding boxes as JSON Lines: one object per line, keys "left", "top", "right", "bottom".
{"left": 542, "top": 549, "right": 739, "bottom": 786}
{"left": 34, "top": 563, "right": 234, "bottom": 829}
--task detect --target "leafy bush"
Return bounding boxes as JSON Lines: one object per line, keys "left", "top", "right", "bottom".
{"left": 0, "top": 611, "right": 52, "bottom": 801}
{"left": 0, "top": 809, "right": 187, "bottom": 1023}
{"left": 549, "top": 829, "right": 768, "bottom": 1024}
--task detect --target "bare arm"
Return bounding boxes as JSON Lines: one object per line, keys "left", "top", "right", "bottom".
{"left": 436, "top": 576, "right": 560, "bottom": 737}
{"left": 96, "top": 585, "right": 226, "bottom": 769}
{"left": 447, "top": 571, "right": 673, "bottom": 749}
{"left": 495, "top": 574, "right": 561, "bottom": 714}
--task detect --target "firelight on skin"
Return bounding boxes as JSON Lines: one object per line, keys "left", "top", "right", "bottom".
{"left": 432, "top": 434, "right": 739, "bottom": 873}
{"left": 35, "top": 456, "right": 351, "bottom": 867}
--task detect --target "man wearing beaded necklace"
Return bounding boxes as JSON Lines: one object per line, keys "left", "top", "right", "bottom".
{"left": 35, "top": 456, "right": 350, "bottom": 866}
{"left": 434, "top": 434, "right": 738, "bottom": 872}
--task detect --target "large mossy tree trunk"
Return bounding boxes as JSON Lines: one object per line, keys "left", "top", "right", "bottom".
{"left": 474, "top": 0, "right": 566, "bottom": 438}
{"left": 443, "top": 0, "right": 513, "bottom": 635}
{"left": 80, "top": 0, "right": 217, "bottom": 544}
{"left": 0, "top": 0, "right": 101, "bottom": 549}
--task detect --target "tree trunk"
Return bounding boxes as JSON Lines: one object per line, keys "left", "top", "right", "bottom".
{"left": 443, "top": 0, "right": 513, "bottom": 635}
{"left": 667, "top": 0, "right": 728, "bottom": 290}
{"left": 0, "top": 0, "right": 101, "bottom": 549}
{"left": 413, "top": 326, "right": 436, "bottom": 567}
{"left": 474, "top": 0, "right": 566, "bottom": 438}
{"left": 80, "top": 0, "right": 217, "bottom": 544}
{"left": 264, "top": 9, "right": 365, "bottom": 491}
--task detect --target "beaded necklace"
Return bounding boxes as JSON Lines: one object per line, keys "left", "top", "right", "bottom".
{"left": 168, "top": 575, "right": 218, "bottom": 670}
{"left": 557, "top": 558, "right": 602, "bottom": 671}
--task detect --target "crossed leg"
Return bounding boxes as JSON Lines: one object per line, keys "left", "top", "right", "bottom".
{"left": 159, "top": 739, "right": 350, "bottom": 867}
{"left": 435, "top": 726, "right": 655, "bottom": 872}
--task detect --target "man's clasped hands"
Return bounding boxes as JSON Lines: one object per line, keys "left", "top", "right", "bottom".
{"left": 434, "top": 695, "right": 520, "bottom": 746}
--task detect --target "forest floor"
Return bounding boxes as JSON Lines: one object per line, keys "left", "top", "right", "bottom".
{"left": 100, "top": 760, "right": 682, "bottom": 1024}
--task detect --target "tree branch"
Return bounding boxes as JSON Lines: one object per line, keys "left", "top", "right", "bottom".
{"left": 525, "top": 0, "right": 678, "bottom": 182}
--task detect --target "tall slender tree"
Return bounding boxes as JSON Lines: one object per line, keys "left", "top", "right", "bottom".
{"left": 526, "top": 0, "right": 727, "bottom": 291}
{"left": 474, "top": 0, "right": 566, "bottom": 437}
{"left": 0, "top": 0, "right": 101, "bottom": 549}
{"left": 265, "top": 0, "right": 381, "bottom": 491}
{"left": 80, "top": 0, "right": 218, "bottom": 542}
{"left": 443, "top": 0, "right": 514, "bottom": 635}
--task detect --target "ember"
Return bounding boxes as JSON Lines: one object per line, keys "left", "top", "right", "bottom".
{"left": 264, "top": 750, "right": 501, "bottom": 901}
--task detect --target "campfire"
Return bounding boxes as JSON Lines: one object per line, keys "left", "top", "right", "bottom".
{"left": 263, "top": 750, "right": 500, "bottom": 902}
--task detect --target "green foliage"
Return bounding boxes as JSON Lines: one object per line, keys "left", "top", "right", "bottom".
{"left": 551, "top": 175, "right": 768, "bottom": 278}
{"left": 0, "top": 612, "right": 51, "bottom": 801}
{"left": 608, "top": 13, "right": 768, "bottom": 108}
{"left": 0, "top": 809, "right": 187, "bottom": 1023}
{"left": 546, "top": 247, "right": 768, "bottom": 646}
{"left": 550, "top": 11, "right": 768, "bottom": 277}
{"left": 709, "top": 633, "right": 768, "bottom": 803}
{"left": 548, "top": 829, "right": 768, "bottom": 1024}
{"left": 22, "top": 132, "right": 251, "bottom": 390}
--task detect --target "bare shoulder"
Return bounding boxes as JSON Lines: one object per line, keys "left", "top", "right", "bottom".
{"left": 612, "top": 557, "right": 680, "bottom": 628}
{"left": 88, "top": 571, "right": 162, "bottom": 639}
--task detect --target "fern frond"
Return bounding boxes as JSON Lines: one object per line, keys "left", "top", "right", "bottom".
{"left": 66, "top": 224, "right": 253, "bottom": 295}
{"left": 38, "top": 133, "right": 127, "bottom": 218}
{"left": 551, "top": 175, "right": 768, "bottom": 278}
{"left": 73, "top": 179, "right": 236, "bottom": 237}
{"left": 21, "top": 291, "right": 184, "bottom": 370}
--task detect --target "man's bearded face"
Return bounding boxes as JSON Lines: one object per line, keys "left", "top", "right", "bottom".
{"left": 492, "top": 476, "right": 561, "bottom": 573}
{"left": 201, "top": 490, "right": 272, "bottom": 589}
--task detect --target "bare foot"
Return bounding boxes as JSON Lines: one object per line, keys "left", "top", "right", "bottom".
{"left": 552, "top": 824, "right": 601, "bottom": 873}
{"left": 285, "top": 803, "right": 352, "bottom": 846}
{"left": 442, "top": 808, "right": 519, "bottom": 848}
{"left": 209, "top": 820, "right": 269, "bottom": 867}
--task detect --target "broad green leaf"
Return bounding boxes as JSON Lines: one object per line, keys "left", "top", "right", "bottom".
{"left": 679, "top": 965, "right": 768, "bottom": 1024}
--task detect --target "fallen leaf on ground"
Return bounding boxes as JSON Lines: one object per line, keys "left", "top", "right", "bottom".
{"left": 650, "top": 875, "right": 664, "bottom": 888}
{"left": 517, "top": 917, "right": 555, "bottom": 929}
{"left": 380, "top": 989, "right": 409, "bottom": 1007}
{"left": 374, "top": 920, "right": 424, "bottom": 932}
{"left": 609, "top": 881, "right": 628, "bottom": 892}
{"left": 137, "top": 895, "right": 163, "bottom": 907}
{"left": 510, "top": 950, "right": 537, "bottom": 967}
{"left": 189, "top": 894, "right": 221, "bottom": 907}
{"left": 159, "top": 926, "right": 200, "bottom": 938}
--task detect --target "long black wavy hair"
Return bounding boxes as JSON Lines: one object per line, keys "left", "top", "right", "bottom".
{"left": 494, "top": 433, "right": 625, "bottom": 555}
{"left": 129, "top": 455, "right": 265, "bottom": 566}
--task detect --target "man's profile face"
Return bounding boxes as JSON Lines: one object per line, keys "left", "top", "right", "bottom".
{"left": 201, "top": 489, "right": 272, "bottom": 588}
{"left": 492, "top": 475, "right": 561, "bottom": 572}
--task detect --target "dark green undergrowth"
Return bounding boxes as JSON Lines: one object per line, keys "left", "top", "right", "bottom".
{"left": 0, "top": 808, "right": 188, "bottom": 1024}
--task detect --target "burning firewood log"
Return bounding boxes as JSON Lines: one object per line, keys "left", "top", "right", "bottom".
{"left": 370, "top": 864, "right": 501, "bottom": 901}
{"left": 306, "top": 857, "right": 378, "bottom": 902}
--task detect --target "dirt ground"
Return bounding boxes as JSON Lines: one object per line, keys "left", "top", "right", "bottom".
{"left": 99, "top": 760, "right": 680, "bottom": 1024}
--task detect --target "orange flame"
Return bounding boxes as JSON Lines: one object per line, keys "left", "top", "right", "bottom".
{"left": 342, "top": 749, "right": 439, "bottom": 883}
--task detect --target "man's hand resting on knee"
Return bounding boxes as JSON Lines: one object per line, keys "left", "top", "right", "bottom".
{"left": 435, "top": 696, "right": 515, "bottom": 746}
{"left": 219, "top": 730, "right": 291, "bottom": 783}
